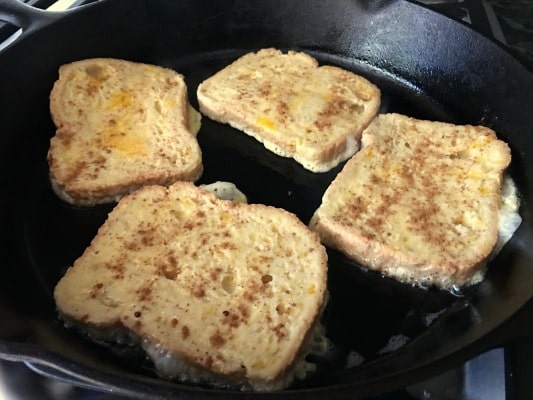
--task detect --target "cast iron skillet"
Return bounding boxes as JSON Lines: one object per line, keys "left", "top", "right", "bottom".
{"left": 0, "top": 0, "right": 531, "bottom": 398}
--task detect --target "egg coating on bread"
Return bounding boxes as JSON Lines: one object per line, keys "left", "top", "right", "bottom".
{"left": 54, "top": 182, "right": 328, "bottom": 390}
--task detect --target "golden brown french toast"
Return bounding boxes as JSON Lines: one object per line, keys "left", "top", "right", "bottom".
{"left": 310, "top": 113, "right": 513, "bottom": 289}
{"left": 54, "top": 181, "right": 328, "bottom": 390}
{"left": 48, "top": 58, "right": 203, "bottom": 206}
{"left": 197, "top": 48, "right": 380, "bottom": 172}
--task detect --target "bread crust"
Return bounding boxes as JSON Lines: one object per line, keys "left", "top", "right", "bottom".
{"left": 54, "top": 182, "right": 328, "bottom": 389}
{"left": 197, "top": 48, "right": 380, "bottom": 172}
{"left": 310, "top": 113, "right": 511, "bottom": 288}
{"left": 48, "top": 58, "right": 203, "bottom": 206}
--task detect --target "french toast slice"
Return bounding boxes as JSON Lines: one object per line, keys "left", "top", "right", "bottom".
{"left": 48, "top": 58, "right": 203, "bottom": 206}
{"left": 197, "top": 48, "right": 381, "bottom": 172}
{"left": 310, "top": 113, "right": 513, "bottom": 289}
{"left": 54, "top": 182, "right": 328, "bottom": 390}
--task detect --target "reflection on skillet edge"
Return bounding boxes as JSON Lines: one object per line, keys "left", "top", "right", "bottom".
{"left": 1, "top": 0, "right": 532, "bottom": 399}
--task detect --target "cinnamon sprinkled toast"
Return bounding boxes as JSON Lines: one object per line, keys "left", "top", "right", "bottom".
{"left": 54, "top": 181, "right": 328, "bottom": 390}
{"left": 197, "top": 48, "right": 380, "bottom": 172}
{"left": 310, "top": 113, "right": 512, "bottom": 289}
{"left": 48, "top": 58, "right": 203, "bottom": 206}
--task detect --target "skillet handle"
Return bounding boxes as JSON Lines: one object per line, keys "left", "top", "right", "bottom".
{"left": 0, "top": 0, "right": 61, "bottom": 32}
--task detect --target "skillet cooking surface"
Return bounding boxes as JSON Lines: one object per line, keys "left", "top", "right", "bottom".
{"left": 0, "top": 0, "right": 532, "bottom": 398}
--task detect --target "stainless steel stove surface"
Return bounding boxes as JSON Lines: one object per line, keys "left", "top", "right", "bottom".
{"left": 0, "top": 1, "right": 531, "bottom": 399}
